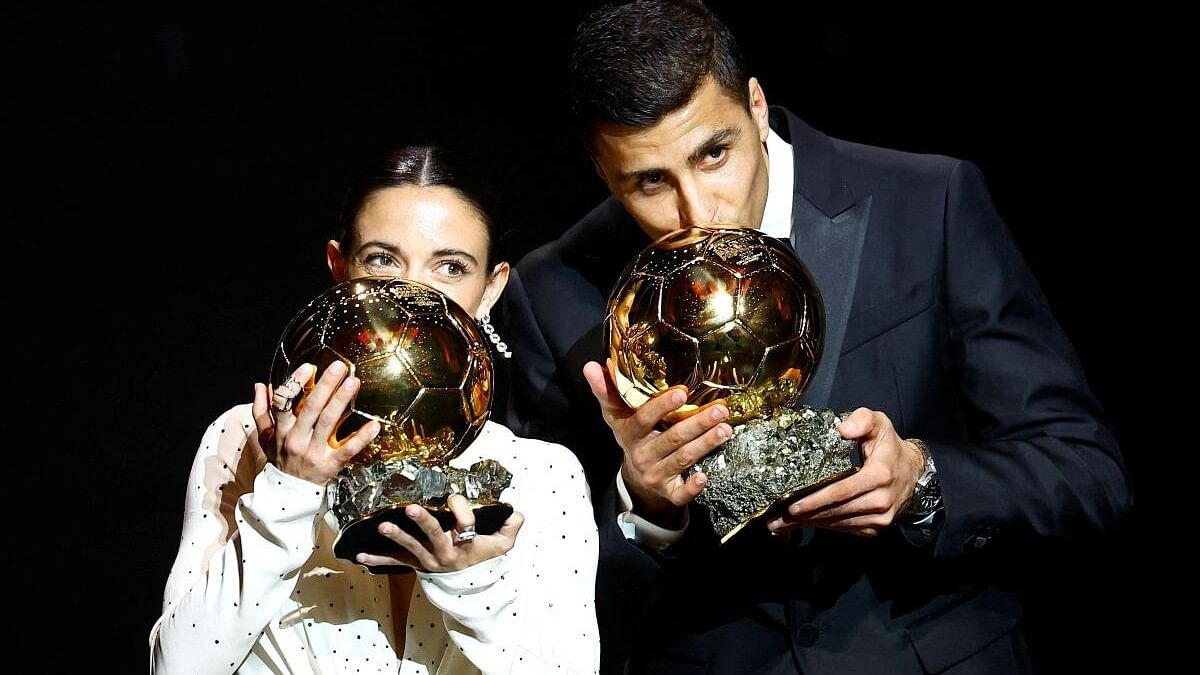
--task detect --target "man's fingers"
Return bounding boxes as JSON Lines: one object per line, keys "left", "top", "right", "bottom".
{"left": 646, "top": 403, "right": 729, "bottom": 467}
{"left": 623, "top": 386, "right": 692, "bottom": 446}
{"left": 788, "top": 470, "right": 876, "bottom": 516}
{"left": 583, "top": 361, "right": 626, "bottom": 416}
{"left": 663, "top": 471, "right": 708, "bottom": 507}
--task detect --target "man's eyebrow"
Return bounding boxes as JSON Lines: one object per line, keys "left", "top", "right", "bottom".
{"left": 687, "top": 127, "right": 740, "bottom": 166}
{"left": 616, "top": 127, "right": 741, "bottom": 184}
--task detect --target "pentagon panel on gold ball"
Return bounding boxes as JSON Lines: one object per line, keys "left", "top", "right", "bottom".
{"left": 605, "top": 224, "right": 859, "bottom": 542}
{"left": 270, "top": 277, "right": 512, "bottom": 573}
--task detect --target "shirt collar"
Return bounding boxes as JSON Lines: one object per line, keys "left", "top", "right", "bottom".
{"left": 760, "top": 127, "right": 795, "bottom": 239}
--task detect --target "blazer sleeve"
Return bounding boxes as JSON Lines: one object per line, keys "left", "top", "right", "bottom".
{"left": 927, "top": 159, "right": 1134, "bottom": 558}
{"left": 500, "top": 266, "right": 571, "bottom": 442}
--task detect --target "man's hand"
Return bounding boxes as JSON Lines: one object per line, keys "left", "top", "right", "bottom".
{"left": 766, "top": 408, "right": 924, "bottom": 537}
{"left": 583, "top": 360, "right": 731, "bottom": 528}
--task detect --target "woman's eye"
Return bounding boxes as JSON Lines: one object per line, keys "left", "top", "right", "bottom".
{"left": 438, "top": 261, "right": 468, "bottom": 277}
{"left": 362, "top": 253, "right": 402, "bottom": 273}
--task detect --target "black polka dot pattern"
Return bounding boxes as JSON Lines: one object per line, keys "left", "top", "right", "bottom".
{"left": 153, "top": 408, "right": 600, "bottom": 673}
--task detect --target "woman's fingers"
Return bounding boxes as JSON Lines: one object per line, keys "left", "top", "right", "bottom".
{"left": 447, "top": 494, "right": 476, "bottom": 544}
{"left": 313, "top": 375, "right": 359, "bottom": 447}
{"left": 293, "top": 361, "right": 347, "bottom": 432}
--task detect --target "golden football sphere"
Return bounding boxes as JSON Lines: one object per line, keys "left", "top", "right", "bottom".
{"left": 605, "top": 224, "right": 823, "bottom": 425}
{"left": 270, "top": 277, "right": 492, "bottom": 466}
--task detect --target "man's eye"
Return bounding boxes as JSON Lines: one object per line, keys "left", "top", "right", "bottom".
{"left": 639, "top": 173, "right": 666, "bottom": 192}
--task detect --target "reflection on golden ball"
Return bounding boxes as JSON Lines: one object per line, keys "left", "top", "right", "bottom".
{"left": 270, "top": 278, "right": 492, "bottom": 466}
{"left": 605, "top": 224, "right": 823, "bottom": 425}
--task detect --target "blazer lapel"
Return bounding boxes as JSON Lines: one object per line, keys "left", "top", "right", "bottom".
{"left": 771, "top": 107, "right": 871, "bottom": 409}
{"left": 792, "top": 195, "right": 871, "bottom": 409}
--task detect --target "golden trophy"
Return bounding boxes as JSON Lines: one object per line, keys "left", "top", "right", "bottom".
{"left": 270, "top": 278, "right": 512, "bottom": 572}
{"left": 605, "top": 224, "right": 858, "bottom": 542}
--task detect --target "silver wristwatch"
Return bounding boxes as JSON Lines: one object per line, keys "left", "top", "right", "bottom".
{"left": 903, "top": 438, "right": 943, "bottom": 522}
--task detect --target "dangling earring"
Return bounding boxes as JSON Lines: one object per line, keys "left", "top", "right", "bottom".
{"left": 478, "top": 313, "right": 512, "bottom": 359}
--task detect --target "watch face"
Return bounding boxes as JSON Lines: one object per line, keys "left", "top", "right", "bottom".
{"left": 917, "top": 476, "right": 942, "bottom": 512}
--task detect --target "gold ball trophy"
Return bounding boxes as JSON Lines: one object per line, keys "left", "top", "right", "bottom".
{"left": 606, "top": 224, "right": 858, "bottom": 542}
{"left": 270, "top": 278, "right": 512, "bottom": 572}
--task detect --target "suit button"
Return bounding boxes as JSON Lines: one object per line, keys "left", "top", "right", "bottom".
{"left": 795, "top": 622, "right": 820, "bottom": 647}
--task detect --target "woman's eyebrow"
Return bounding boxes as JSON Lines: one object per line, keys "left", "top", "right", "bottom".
{"left": 431, "top": 248, "right": 478, "bottom": 266}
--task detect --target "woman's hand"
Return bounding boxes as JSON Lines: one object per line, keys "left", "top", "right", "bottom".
{"left": 355, "top": 494, "right": 524, "bottom": 573}
{"left": 251, "top": 361, "right": 380, "bottom": 486}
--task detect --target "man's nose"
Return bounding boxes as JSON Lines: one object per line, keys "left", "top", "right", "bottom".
{"left": 677, "top": 180, "right": 715, "bottom": 227}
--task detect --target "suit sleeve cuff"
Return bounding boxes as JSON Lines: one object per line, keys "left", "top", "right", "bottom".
{"left": 615, "top": 470, "right": 687, "bottom": 552}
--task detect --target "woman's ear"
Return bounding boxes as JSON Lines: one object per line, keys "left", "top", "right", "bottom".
{"left": 476, "top": 261, "right": 511, "bottom": 318}
{"left": 327, "top": 240, "right": 348, "bottom": 283}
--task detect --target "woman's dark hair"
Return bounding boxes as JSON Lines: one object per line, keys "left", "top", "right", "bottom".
{"left": 569, "top": 0, "right": 749, "bottom": 152}
{"left": 336, "top": 145, "right": 498, "bottom": 268}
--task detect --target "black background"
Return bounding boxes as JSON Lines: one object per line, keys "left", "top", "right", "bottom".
{"left": 11, "top": 1, "right": 1159, "bottom": 669}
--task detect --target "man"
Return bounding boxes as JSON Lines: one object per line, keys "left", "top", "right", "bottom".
{"left": 501, "top": 1, "right": 1132, "bottom": 673}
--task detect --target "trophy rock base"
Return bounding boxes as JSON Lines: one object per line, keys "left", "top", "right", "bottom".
{"left": 690, "top": 406, "right": 859, "bottom": 543}
{"left": 327, "top": 457, "right": 513, "bottom": 573}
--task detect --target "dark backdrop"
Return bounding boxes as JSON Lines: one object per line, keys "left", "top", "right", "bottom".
{"left": 11, "top": 1, "right": 1157, "bottom": 669}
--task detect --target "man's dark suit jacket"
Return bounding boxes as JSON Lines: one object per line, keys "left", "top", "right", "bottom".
{"left": 499, "top": 107, "right": 1132, "bottom": 674}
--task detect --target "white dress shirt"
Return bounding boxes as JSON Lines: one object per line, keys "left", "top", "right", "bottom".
{"left": 616, "top": 128, "right": 796, "bottom": 550}
{"left": 151, "top": 404, "right": 600, "bottom": 674}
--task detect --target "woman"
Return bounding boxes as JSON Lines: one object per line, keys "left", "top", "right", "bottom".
{"left": 149, "top": 147, "right": 600, "bottom": 674}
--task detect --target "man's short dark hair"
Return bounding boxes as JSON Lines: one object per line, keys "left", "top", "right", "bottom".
{"left": 569, "top": 0, "right": 749, "bottom": 151}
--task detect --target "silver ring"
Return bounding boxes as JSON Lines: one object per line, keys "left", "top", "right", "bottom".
{"left": 453, "top": 525, "right": 477, "bottom": 544}
{"left": 271, "top": 389, "right": 296, "bottom": 414}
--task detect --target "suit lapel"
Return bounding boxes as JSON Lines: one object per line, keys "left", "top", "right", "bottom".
{"left": 793, "top": 195, "right": 871, "bottom": 409}
{"left": 771, "top": 107, "right": 871, "bottom": 409}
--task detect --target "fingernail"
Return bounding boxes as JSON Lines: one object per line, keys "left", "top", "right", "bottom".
{"left": 671, "top": 390, "right": 686, "bottom": 406}
{"left": 711, "top": 406, "right": 728, "bottom": 422}
{"left": 329, "top": 361, "right": 347, "bottom": 375}
{"left": 341, "top": 377, "right": 358, "bottom": 391}
{"left": 695, "top": 474, "right": 707, "bottom": 487}
{"left": 406, "top": 505, "right": 420, "bottom": 518}
{"left": 715, "top": 424, "right": 730, "bottom": 439}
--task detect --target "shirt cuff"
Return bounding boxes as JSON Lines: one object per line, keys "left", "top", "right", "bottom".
{"left": 251, "top": 463, "right": 327, "bottom": 521}
{"left": 615, "top": 471, "right": 687, "bottom": 552}
{"left": 417, "top": 553, "right": 512, "bottom": 594}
